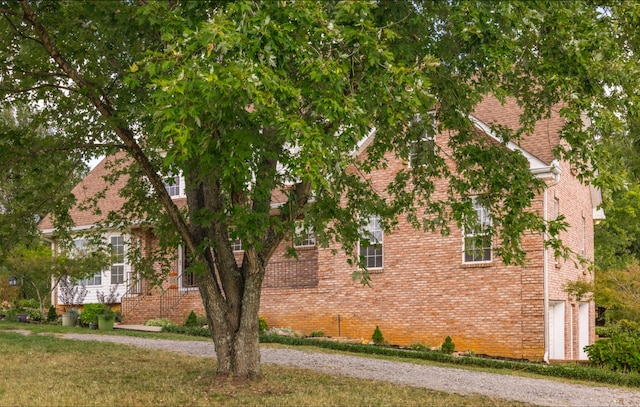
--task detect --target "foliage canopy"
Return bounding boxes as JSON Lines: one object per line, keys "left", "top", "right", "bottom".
{"left": 2, "top": 0, "right": 639, "bottom": 379}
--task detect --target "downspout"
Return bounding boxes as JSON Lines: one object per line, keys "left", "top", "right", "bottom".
{"left": 543, "top": 162, "right": 561, "bottom": 363}
{"left": 543, "top": 188, "right": 549, "bottom": 363}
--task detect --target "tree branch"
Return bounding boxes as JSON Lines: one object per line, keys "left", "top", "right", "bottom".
{"left": 18, "top": 0, "right": 198, "bottom": 258}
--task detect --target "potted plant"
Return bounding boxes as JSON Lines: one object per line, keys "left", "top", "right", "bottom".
{"left": 61, "top": 308, "right": 79, "bottom": 327}
{"left": 58, "top": 277, "right": 87, "bottom": 327}
{"left": 96, "top": 287, "right": 119, "bottom": 331}
{"left": 97, "top": 305, "right": 116, "bottom": 330}
{"left": 79, "top": 303, "right": 104, "bottom": 329}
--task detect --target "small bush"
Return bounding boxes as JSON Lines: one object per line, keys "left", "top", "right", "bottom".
{"left": 310, "top": 331, "right": 324, "bottom": 337}
{"left": 371, "top": 325, "right": 385, "bottom": 345}
{"left": 184, "top": 311, "right": 198, "bottom": 327}
{"left": 585, "top": 332, "right": 640, "bottom": 372}
{"left": 410, "top": 343, "right": 430, "bottom": 352}
{"left": 26, "top": 308, "right": 42, "bottom": 322}
{"left": 144, "top": 318, "right": 177, "bottom": 328}
{"left": 18, "top": 299, "right": 38, "bottom": 308}
{"left": 46, "top": 305, "right": 58, "bottom": 322}
{"left": 79, "top": 304, "right": 105, "bottom": 326}
{"left": 441, "top": 336, "right": 455, "bottom": 354}
{"left": 196, "top": 315, "right": 208, "bottom": 327}
{"left": 258, "top": 316, "right": 268, "bottom": 333}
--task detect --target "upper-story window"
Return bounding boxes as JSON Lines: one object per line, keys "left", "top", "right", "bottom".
{"left": 164, "top": 175, "right": 181, "bottom": 197}
{"left": 409, "top": 112, "right": 437, "bottom": 168}
{"left": 409, "top": 135, "right": 436, "bottom": 167}
{"left": 463, "top": 198, "right": 492, "bottom": 263}
{"left": 73, "top": 238, "right": 102, "bottom": 286}
{"left": 294, "top": 222, "right": 316, "bottom": 248}
{"left": 110, "top": 236, "right": 125, "bottom": 284}
{"left": 359, "top": 215, "right": 383, "bottom": 269}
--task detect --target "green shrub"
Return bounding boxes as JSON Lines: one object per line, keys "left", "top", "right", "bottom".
{"left": 46, "top": 305, "right": 58, "bottom": 322}
{"left": 410, "top": 343, "right": 430, "bottom": 352}
{"left": 310, "top": 331, "right": 324, "bottom": 337}
{"left": 371, "top": 325, "right": 385, "bottom": 345}
{"left": 144, "top": 318, "right": 177, "bottom": 328}
{"left": 18, "top": 299, "right": 38, "bottom": 308}
{"left": 441, "top": 336, "right": 455, "bottom": 354}
{"left": 196, "top": 315, "right": 208, "bottom": 327}
{"left": 26, "top": 308, "right": 42, "bottom": 322}
{"left": 258, "top": 316, "right": 268, "bottom": 334}
{"left": 184, "top": 311, "right": 198, "bottom": 327}
{"left": 596, "top": 320, "right": 640, "bottom": 339}
{"left": 596, "top": 326, "right": 615, "bottom": 338}
{"left": 162, "top": 324, "right": 210, "bottom": 337}
{"left": 618, "top": 319, "right": 640, "bottom": 334}
{"left": 79, "top": 304, "right": 105, "bottom": 326}
{"left": 585, "top": 332, "right": 640, "bottom": 372}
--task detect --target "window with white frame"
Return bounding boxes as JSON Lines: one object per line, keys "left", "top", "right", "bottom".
{"left": 409, "top": 135, "right": 436, "bottom": 167}
{"left": 409, "top": 113, "right": 437, "bottom": 167}
{"left": 164, "top": 175, "right": 181, "bottom": 197}
{"left": 463, "top": 198, "right": 492, "bottom": 263}
{"left": 73, "top": 238, "right": 102, "bottom": 286}
{"left": 230, "top": 238, "right": 243, "bottom": 252}
{"left": 294, "top": 222, "right": 316, "bottom": 248}
{"left": 110, "top": 236, "right": 125, "bottom": 284}
{"left": 359, "top": 215, "right": 383, "bottom": 269}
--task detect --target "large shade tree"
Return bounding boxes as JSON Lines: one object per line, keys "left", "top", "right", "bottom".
{"left": 0, "top": 0, "right": 636, "bottom": 380}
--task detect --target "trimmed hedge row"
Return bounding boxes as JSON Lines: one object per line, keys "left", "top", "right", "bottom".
{"left": 259, "top": 334, "right": 640, "bottom": 387}
{"left": 160, "top": 328, "right": 640, "bottom": 388}
{"left": 162, "top": 325, "right": 211, "bottom": 337}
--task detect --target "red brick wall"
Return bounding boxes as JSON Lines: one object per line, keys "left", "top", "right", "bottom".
{"left": 118, "top": 141, "right": 595, "bottom": 361}
{"left": 259, "top": 148, "right": 595, "bottom": 361}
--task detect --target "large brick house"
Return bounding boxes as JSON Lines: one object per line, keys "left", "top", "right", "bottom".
{"left": 39, "top": 97, "right": 602, "bottom": 362}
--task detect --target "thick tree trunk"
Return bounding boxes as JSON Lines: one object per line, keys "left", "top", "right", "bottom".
{"left": 198, "top": 258, "right": 264, "bottom": 381}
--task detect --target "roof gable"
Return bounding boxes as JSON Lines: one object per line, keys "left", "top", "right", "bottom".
{"left": 39, "top": 153, "right": 130, "bottom": 232}
{"left": 472, "top": 96, "right": 562, "bottom": 165}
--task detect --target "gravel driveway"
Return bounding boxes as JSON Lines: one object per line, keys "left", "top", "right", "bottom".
{"left": 61, "top": 333, "right": 640, "bottom": 407}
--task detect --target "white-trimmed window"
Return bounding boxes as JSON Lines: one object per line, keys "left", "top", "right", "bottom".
{"left": 359, "top": 215, "right": 383, "bottom": 269}
{"left": 463, "top": 198, "right": 492, "bottom": 263}
{"left": 164, "top": 175, "right": 181, "bottom": 197}
{"left": 294, "top": 222, "right": 316, "bottom": 248}
{"left": 230, "top": 238, "right": 243, "bottom": 252}
{"left": 110, "top": 236, "right": 125, "bottom": 284}
{"left": 409, "top": 112, "right": 437, "bottom": 167}
{"left": 409, "top": 135, "right": 436, "bottom": 167}
{"left": 73, "top": 238, "right": 102, "bottom": 286}
{"left": 79, "top": 273, "right": 102, "bottom": 286}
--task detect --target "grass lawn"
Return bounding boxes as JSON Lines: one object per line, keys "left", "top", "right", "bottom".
{"left": 0, "top": 323, "right": 533, "bottom": 407}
